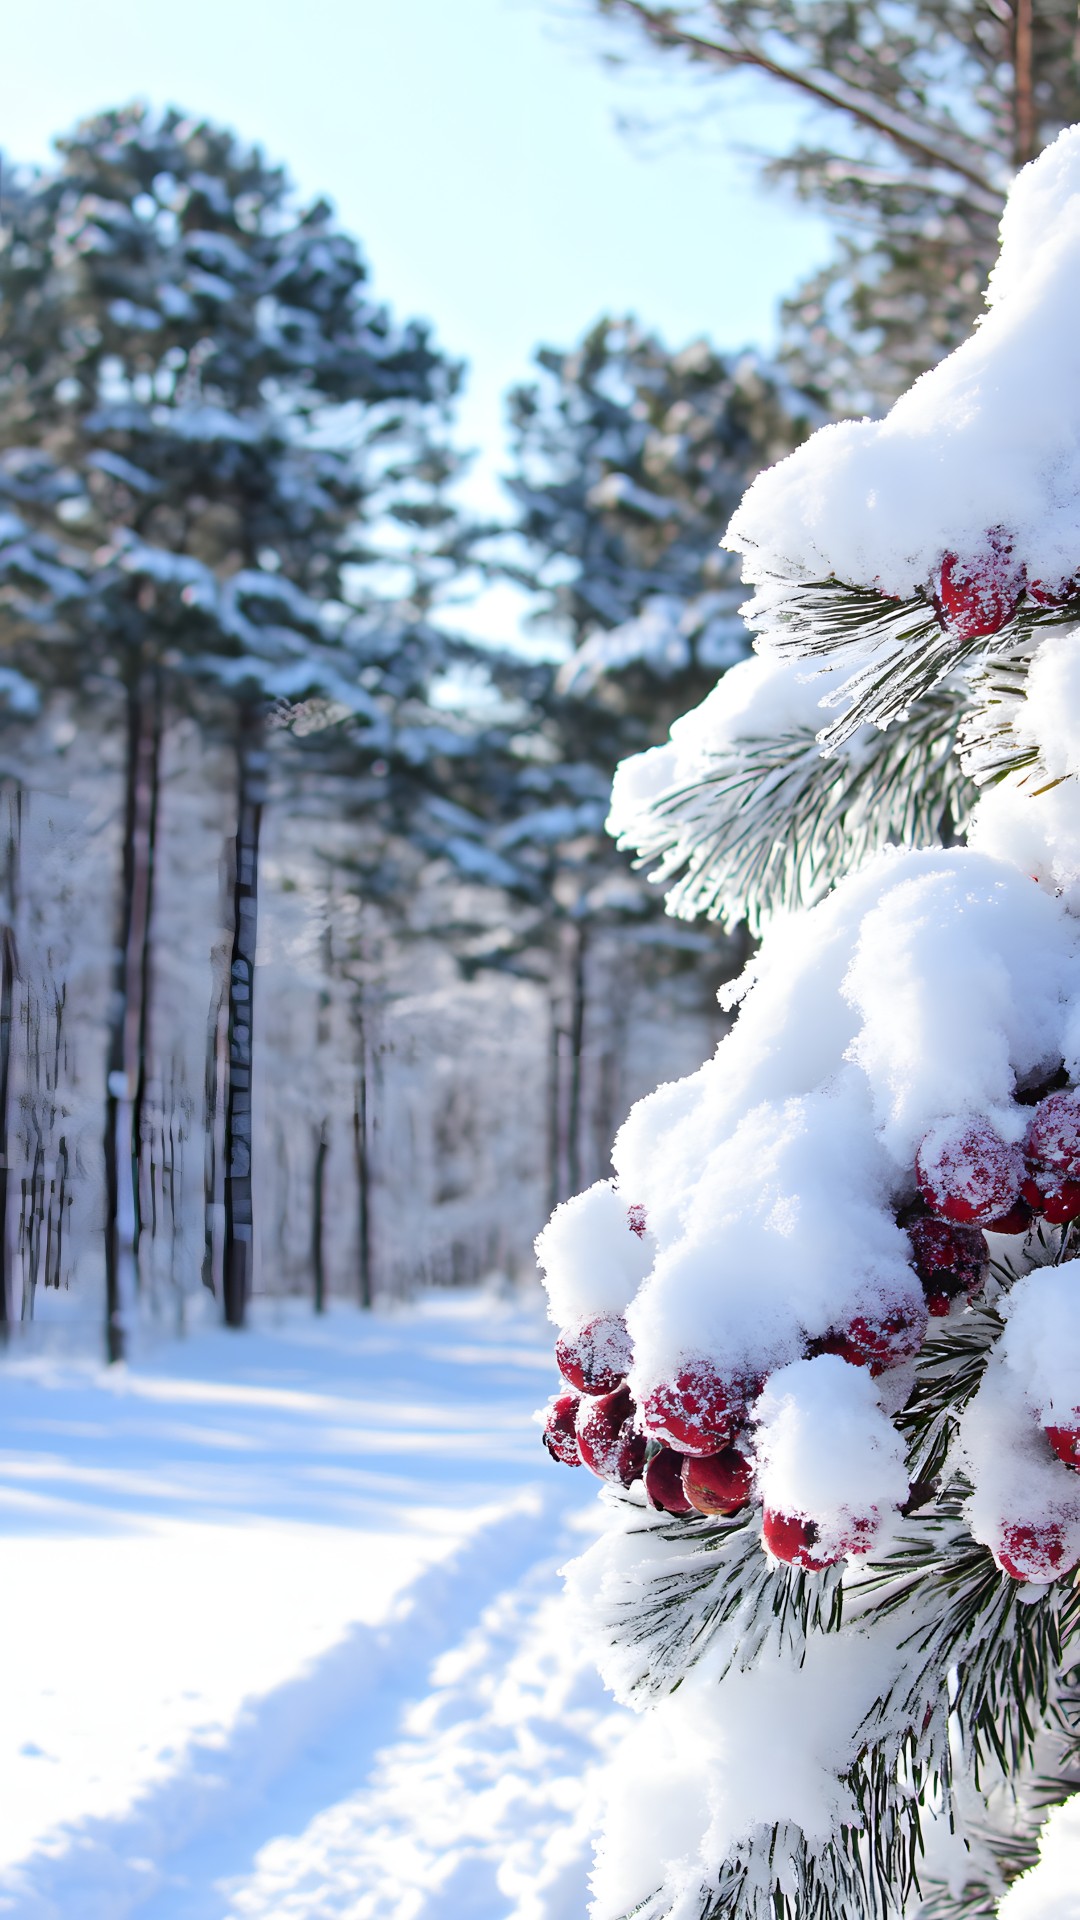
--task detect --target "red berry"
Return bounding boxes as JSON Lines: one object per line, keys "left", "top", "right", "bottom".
{"left": 644, "top": 1446, "right": 693, "bottom": 1515}
{"left": 542, "top": 1391, "right": 582, "bottom": 1468}
{"left": 907, "top": 1217, "right": 989, "bottom": 1316}
{"left": 761, "top": 1509, "right": 840, "bottom": 1572}
{"left": 915, "top": 1120, "right": 1024, "bottom": 1226}
{"left": 555, "top": 1314, "right": 633, "bottom": 1396}
{"left": 576, "top": 1385, "right": 646, "bottom": 1486}
{"left": 994, "top": 1520, "right": 1076, "bottom": 1582}
{"left": 640, "top": 1359, "right": 743, "bottom": 1455}
{"left": 1046, "top": 1423, "right": 1080, "bottom": 1470}
{"left": 1027, "top": 573, "right": 1080, "bottom": 607}
{"left": 627, "top": 1203, "right": 648, "bottom": 1238}
{"left": 681, "top": 1446, "right": 754, "bottom": 1516}
{"left": 983, "top": 1197, "right": 1034, "bottom": 1236}
{"left": 814, "top": 1301, "right": 927, "bottom": 1375}
{"left": 933, "top": 531, "right": 1023, "bottom": 640}
{"left": 1026, "top": 1092, "right": 1080, "bottom": 1181}
{"left": 1021, "top": 1175, "right": 1080, "bottom": 1225}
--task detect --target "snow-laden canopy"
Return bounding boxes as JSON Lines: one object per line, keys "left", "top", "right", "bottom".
{"left": 726, "top": 125, "right": 1080, "bottom": 600}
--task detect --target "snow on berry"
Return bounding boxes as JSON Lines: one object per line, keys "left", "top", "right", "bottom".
{"left": 1045, "top": 1423, "right": 1080, "bottom": 1470}
{"left": 915, "top": 1119, "right": 1024, "bottom": 1225}
{"left": 555, "top": 1313, "right": 633, "bottom": 1395}
{"left": 761, "top": 1509, "right": 842, "bottom": 1572}
{"left": 933, "top": 531, "right": 1025, "bottom": 640}
{"left": 577, "top": 1385, "right": 647, "bottom": 1487}
{"left": 998, "top": 1264, "right": 1080, "bottom": 1429}
{"left": 752, "top": 1356, "right": 907, "bottom": 1562}
{"left": 994, "top": 1521, "right": 1077, "bottom": 1584}
{"left": 1024, "top": 1089, "right": 1080, "bottom": 1178}
{"left": 960, "top": 1344, "right": 1080, "bottom": 1576}
{"left": 534, "top": 1178, "right": 654, "bottom": 1329}
{"left": 681, "top": 1445, "right": 754, "bottom": 1516}
{"left": 814, "top": 1301, "right": 928, "bottom": 1372}
{"left": 907, "top": 1216, "right": 989, "bottom": 1316}
{"left": 541, "top": 1390, "right": 582, "bottom": 1468}
{"left": 638, "top": 1358, "right": 743, "bottom": 1456}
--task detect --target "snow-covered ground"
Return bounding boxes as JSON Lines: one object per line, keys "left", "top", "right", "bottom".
{"left": 0, "top": 1291, "right": 625, "bottom": 1920}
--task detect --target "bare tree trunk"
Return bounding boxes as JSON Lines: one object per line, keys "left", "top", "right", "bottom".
{"left": 0, "top": 782, "right": 20, "bottom": 1338}
{"left": 546, "top": 974, "right": 564, "bottom": 1213}
{"left": 353, "top": 1016, "right": 373, "bottom": 1309}
{"left": 104, "top": 668, "right": 161, "bottom": 1364}
{"left": 566, "top": 918, "right": 588, "bottom": 1199}
{"left": 312, "top": 1120, "right": 329, "bottom": 1313}
{"left": 222, "top": 702, "right": 267, "bottom": 1329}
{"left": 1013, "top": 0, "right": 1036, "bottom": 168}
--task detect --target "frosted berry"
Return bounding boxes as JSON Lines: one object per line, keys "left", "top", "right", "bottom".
{"left": 1020, "top": 1174, "right": 1080, "bottom": 1225}
{"left": 1045, "top": 1422, "right": 1080, "bottom": 1470}
{"left": 681, "top": 1445, "right": 754, "bottom": 1516}
{"left": 915, "top": 1120, "right": 1024, "bottom": 1226}
{"left": 1027, "top": 573, "right": 1080, "bottom": 607}
{"left": 1026, "top": 1091, "right": 1080, "bottom": 1181}
{"left": 761, "top": 1510, "right": 840, "bottom": 1572}
{"left": 640, "top": 1358, "right": 742, "bottom": 1456}
{"left": 907, "top": 1218, "right": 989, "bottom": 1317}
{"left": 644, "top": 1446, "right": 693, "bottom": 1515}
{"left": 555, "top": 1313, "right": 633, "bottom": 1396}
{"left": 815, "top": 1301, "right": 927, "bottom": 1374}
{"left": 994, "top": 1520, "right": 1076, "bottom": 1583}
{"left": 542, "top": 1391, "right": 582, "bottom": 1468}
{"left": 627, "top": 1202, "right": 648, "bottom": 1238}
{"left": 933, "top": 531, "right": 1024, "bottom": 640}
{"left": 576, "top": 1384, "right": 646, "bottom": 1487}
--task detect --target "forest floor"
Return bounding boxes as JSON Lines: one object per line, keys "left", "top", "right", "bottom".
{"left": 0, "top": 1289, "right": 626, "bottom": 1920}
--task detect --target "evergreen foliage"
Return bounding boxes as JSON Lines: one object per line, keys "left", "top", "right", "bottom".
{"left": 590, "top": 1, "right": 1080, "bottom": 409}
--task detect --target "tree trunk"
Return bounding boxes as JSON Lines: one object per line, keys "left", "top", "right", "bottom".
{"left": 566, "top": 918, "right": 588, "bottom": 1198}
{"left": 222, "top": 703, "right": 267, "bottom": 1329}
{"left": 353, "top": 1022, "right": 373, "bottom": 1309}
{"left": 1013, "top": 0, "right": 1035, "bottom": 168}
{"left": 104, "top": 669, "right": 162, "bottom": 1364}
{"left": 313, "top": 1121, "right": 329, "bottom": 1313}
{"left": 0, "top": 782, "right": 20, "bottom": 1337}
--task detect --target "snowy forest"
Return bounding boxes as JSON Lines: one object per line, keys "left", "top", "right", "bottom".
{"left": 7, "top": 3, "right": 1080, "bottom": 1918}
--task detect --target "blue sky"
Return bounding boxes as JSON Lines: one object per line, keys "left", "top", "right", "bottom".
{"left": 0, "top": 0, "right": 829, "bottom": 631}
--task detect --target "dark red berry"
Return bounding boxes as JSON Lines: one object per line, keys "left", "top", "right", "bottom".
{"left": 576, "top": 1385, "right": 646, "bottom": 1486}
{"left": 681, "top": 1446, "right": 754, "bottom": 1516}
{"left": 640, "top": 1359, "right": 743, "bottom": 1456}
{"left": 982, "top": 1197, "right": 1033, "bottom": 1235}
{"left": 933, "top": 531, "right": 1023, "bottom": 640}
{"left": 644, "top": 1446, "right": 693, "bottom": 1515}
{"left": 995, "top": 1520, "right": 1075, "bottom": 1582}
{"left": 907, "top": 1217, "right": 989, "bottom": 1316}
{"left": 761, "top": 1509, "right": 840, "bottom": 1572}
{"left": 542, "top": 1391, "right": 582, "bottom": 1468}
{"left": 1021, "top": 1175, "right": 1080, "bottom": 1225}
{"left": 555, "top": 1314, "right": 633, "bottom": 1396}
{"left": 814, "top": 1301, "right": 927, "bottom": 1374}
{"left": 1046, "top": 1423, "right": 1080, "bottom": 1470}
{"left": 915, "top": 1120, "right": 1024, "bottom": 1226}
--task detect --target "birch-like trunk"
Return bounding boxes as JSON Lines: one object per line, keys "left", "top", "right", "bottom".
{"left": 353, "top": 1007, "right": 372, "bottom": 1308}
{"left": 104, "top": 670, "right": 161, "bottom": 1364}
{"left": 222, "top": 704, "right": 267, "bottom": 1328}
{"left": 0, "top": 783, "right": 19, "bottom": 1336}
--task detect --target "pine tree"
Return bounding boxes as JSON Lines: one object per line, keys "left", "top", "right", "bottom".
{"left": 589, "top": 1, "right": 1080, "bottom": 410}
{"left": 537, "top": 128, "right": 1080, "bottom": 1919}
{"left": 0, "top": 105, "right": 459, "bottom": 1349}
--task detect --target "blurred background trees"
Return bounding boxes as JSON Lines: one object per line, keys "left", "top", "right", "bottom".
{"left": 5, "top": 14, "right": 1050, "bottom": 1352}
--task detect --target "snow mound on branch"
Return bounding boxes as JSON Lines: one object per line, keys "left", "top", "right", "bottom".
{"left": 590, "top": 1631, "right": 899, "bottom": 1920}
{"left": 725, "top": 125, "right": 1080, "bottom": 599}
{"left": 534, "top": 1180, "right": 654, "bottom": 1329}
{"left": 960, "top": 1352, "right": 1080, "bottom": 1564}
{"left": 753, "top": 1356, "right": 908, "bottom": 1544}
{"left": 1000, "top": 1265, "right": 1080, "bottom": 1426}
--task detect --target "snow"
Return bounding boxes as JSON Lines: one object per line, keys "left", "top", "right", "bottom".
{"left": 0, "top": 1290, "right": 624, "bottom": 1918}
{"left": 752, "top": 1356, "right": 907, "bottom": 1553}
{"left": 534, "top": 1180, "right": 654, "bottom": 1330}
{"left": 726, "top": 125, "right": 1080, "bottom": 599}
{"left": 998, "top": 1796, "right": 1080, "bottom": 1918}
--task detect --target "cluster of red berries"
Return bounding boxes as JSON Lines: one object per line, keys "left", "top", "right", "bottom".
{"left": 931, "top": 527, "right": 1079, "bottom": 641}
{"left": 542, "top": 1092, "right": 1080, "bottom": 1579}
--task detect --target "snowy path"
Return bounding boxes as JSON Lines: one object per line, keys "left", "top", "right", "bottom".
{"left": 0, "top": 1294, "right": 623, "bottom": 1919}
